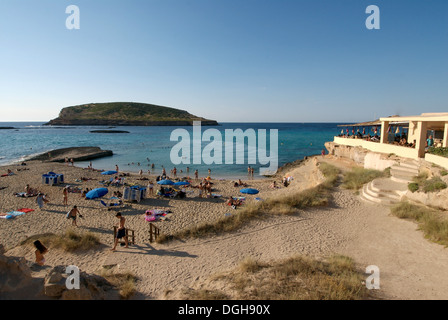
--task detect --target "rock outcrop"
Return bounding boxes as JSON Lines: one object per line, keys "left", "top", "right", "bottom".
{"left": 26, "top": 147, "right": 113, "bottom": 163}
{"left": 0, "top": 250, "right": 121, "bottom": 300}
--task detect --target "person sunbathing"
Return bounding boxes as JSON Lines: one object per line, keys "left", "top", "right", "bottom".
{"left": 269, "top": 181, "right": 279, "bottom": 189}
{"left": 25, "top": 184, "right": 38, "bottom": 195}
{"left": 226, "top": 196, "right": 242, "bottom": 208}
{"left": 238, "top": 179, "right": 248, "bottom": 187}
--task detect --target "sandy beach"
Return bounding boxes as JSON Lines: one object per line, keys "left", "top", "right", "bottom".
{"left": 2, "top": 156, "right": 448, "bottom": 300}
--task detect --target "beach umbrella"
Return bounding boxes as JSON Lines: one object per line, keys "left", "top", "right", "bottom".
{"left": 240, "top": 188, "right": 259, "bottom": 195}
{"left": 101, "top": 170, "right": 117, "bottom": 175}
{"left": 157, "top": 179, "right": 174, "bottom": 185}
{"left": 85, "top": 188, "right": 108, "bottom": 200}
{"left": 174, "top": 181, "right": 190, "bottom": 186}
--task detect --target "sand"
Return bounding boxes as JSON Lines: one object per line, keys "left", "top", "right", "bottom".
{"left": 2, "top": 156, "right": 448, "bottom": 300}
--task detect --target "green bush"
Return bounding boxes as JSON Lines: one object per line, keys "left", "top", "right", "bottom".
{"left": 422, "top": 177, "right": 447, "bottom": 193}
{"left": 427, "top": 147, "right": 448, "bottom": 158}
{"left": 408, "top": 183, "right": 419, "bottom": 193}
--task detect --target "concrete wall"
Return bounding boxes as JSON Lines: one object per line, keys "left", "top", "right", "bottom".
{"left": 325, "top": 141, "right": 397, "bottom": 170}
{"left": 425, "top": 153, "right": 448, "bottom": 170}
{"left": 333, "top": 137, "right": 419, "bottom": 159}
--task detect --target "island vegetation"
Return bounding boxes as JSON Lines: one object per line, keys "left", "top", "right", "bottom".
{"left": 45, "top": 102, "right": 218, "bottom": 126}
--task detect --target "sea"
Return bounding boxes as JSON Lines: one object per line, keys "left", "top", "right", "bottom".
{"left": 0, "top": 122, "right": 343, "bottom": 179}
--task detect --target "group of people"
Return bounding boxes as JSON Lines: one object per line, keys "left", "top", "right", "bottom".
{"left": 197, "top": 178, "right": 213, "bottom": 198}
{"left": 64, "top": 157, "right": 74, "bottom": 166}
{"left": 33, "top": 209, "right": 127, "bottom": 266}
{"left": 233, "top": 179, "right": 248, "bottom": 188}
{"left": 247, "top": 166, "right": 255, "bottom": 179}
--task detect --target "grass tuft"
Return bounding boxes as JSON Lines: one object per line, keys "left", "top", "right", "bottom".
{"left": 179, "top": 254, "right": 369, "bottom": 300}
{"left": 21, "top": 230, "right": 100, "bottom": 252}
{"left": 391, "top": 202, "right": 448, "bottom": 247}
{"left": 98, "top": 268, "right": 138, "bottom": 300}
{"left": 342, "top": 168, "right": 386, "bottom": 190}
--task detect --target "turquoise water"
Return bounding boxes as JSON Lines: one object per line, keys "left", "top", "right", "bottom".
{"left": 0, "top": 122, "right": 342, "bottom": 178}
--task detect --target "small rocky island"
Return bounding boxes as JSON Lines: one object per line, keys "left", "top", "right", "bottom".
{"left": 45, "top": 102, "right": 219, "bottom": 126}
{"left": 90, "top": 130, "right": 130, "bottom": 133}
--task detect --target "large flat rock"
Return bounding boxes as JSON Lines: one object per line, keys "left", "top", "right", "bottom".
{"left": 26, "top": 147, "right": 113, "bottom": 162}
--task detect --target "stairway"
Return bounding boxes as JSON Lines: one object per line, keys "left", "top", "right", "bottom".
{"left": 360, "top": 159, "right": 420, "bottom": 206}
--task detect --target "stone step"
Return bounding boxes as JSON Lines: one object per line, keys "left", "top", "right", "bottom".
{"left": 370, "top": 178, "right": 408, "bottom": 194}
{"left": 399, "top": 161, "right": 420, "bottom": 170}
{"left": 391, "top": 165, "right": 419, "bottom": 176}
{"left": 360, "top": 184, "right": 399, "bottom": 205}
{"left": 360, "top": 190, "right": 397, "bottom": 206}
{"left": 390, "top": 174, "right": 414, "bottom": 184}
{"left": 363, "top": 182, "right": 401, "bottom": 201}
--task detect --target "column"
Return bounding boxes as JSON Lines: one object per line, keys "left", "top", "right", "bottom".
{"left": 443, "top": 122, "right": 448, "bottom": 148}
{"left": 380, "top": 121, "right": 389, "bottom": 144}
{"left": 415, "top": 121, "right": 428, "bottom": 158}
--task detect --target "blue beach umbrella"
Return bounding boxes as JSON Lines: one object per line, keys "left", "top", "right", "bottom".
{"left": 85, "top": 188, "right": 109, "bottom": 200}
{"left": 174, "top": 181, "right": 190, "bottom": 186}
{"left": 240, "top": 188, "right": 259, "bottom": 195}
{"left": 157, "top": 179, "right": 174, "bottom": 185}
{"left": 101, "top": 170, "right": 118, "bottom": 175}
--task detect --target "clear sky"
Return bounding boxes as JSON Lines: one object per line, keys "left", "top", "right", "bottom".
{"left": 0, "top": 0, "right": 447, "bottom": 122}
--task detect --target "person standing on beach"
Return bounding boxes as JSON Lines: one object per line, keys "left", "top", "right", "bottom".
{"left": 62, "top": 187, "right": 68, "bottom": 207}
{"left": 112, "top": 212, "right": 128, "bottom": 251}
{"left": 70, "top": 158, "right": 74, "bottom": 166}
{"left": 36, "top": 193, "right": 45, "bottom": 210}
{"left": 67, "top": 205, "right": 81, "bottom": 227}
{"left": 147, "top": 181, "right": 154, "bottom": 197}
{"left": 115, "top": 165, "right": 119, "bottom": 173}
{"left": 195, "top": 169, "right": 198, "bottom": 181}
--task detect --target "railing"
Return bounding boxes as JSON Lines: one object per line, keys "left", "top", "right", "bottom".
{"left": 149, "top": 223, "right": 160, "bottom": 243}
{"left": 113, "top": 226, "right": 135, "bottom": 245}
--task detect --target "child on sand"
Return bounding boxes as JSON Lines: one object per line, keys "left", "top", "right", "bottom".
{"left": 34, "top": 240, "right": 48, "bottom": 266}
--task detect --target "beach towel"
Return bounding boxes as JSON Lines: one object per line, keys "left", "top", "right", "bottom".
{"left": 0, "top": 214, "right": 14, "bottom": 219}
{"left": 145, "top": 214, "right": 157, "bottom": 222}
{"left": 14, "top": 192, "right": 37, "bottom": 198}
{"left": 6, "top": 211, "right": 27, "bottom": 217}
{"left": 17, "top": 208, "right": 34, "bottom": 213}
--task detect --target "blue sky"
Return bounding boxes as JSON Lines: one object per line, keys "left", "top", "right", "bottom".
{"left": 0, "top": 0, "right": 447, "bottom": 122}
